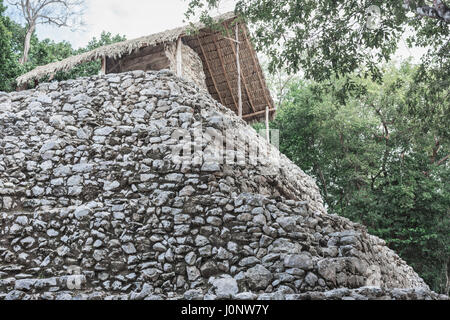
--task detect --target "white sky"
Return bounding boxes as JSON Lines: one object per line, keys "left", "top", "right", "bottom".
{"left": 6, "top": 0, "right": 425, "bottom": 62}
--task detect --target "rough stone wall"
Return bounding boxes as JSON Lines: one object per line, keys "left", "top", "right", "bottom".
{"left": 166, "top": 42, "right": 208, "bottom": 91}
{"left": 0, "top": 70, "right": 442, "bottom": 300}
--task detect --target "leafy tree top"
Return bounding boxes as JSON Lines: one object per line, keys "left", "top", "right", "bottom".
{"left": 186, "top": 1, "right": 449, "bottom": 81}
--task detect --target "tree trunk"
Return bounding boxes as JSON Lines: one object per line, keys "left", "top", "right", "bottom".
{"left": 445, "top": 260, "right": 449, "bottom": 296}
{"left": 20, "top": 23, "right": 35, "bottom": 65}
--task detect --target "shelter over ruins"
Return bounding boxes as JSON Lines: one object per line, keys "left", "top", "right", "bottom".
{"left": 16, "top": 12, "right": 276, "bottom": 123}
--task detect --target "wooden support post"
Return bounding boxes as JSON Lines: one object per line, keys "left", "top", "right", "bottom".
{"left": 236, "top": 23, "right": 243, "bottom": 118}
{"left": 101, "top": 57, "right": 107, "bottom": 75}
{"left": 224, "top": 23, "right": 257, "bottom": 114}
{"left": 176, "top": 37, "right": 183, "bottom": 77}
{"left": 265, "top": 106, "right": 270, "bottom": 143}
{"left": 16, "top": 83, "right": 28, "bottom": 91}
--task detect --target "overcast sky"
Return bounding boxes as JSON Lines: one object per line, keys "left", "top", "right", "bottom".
{"left": 6, "top": 0, "right": 424, "bottom": 61}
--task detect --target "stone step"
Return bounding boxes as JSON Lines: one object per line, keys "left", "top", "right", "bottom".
{"left": 0, "top": 275, "right": 87, "bottom": 293}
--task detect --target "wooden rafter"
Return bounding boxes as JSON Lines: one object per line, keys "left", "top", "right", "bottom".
{"left": 196, "top": 35, "right": 226, "bottom": 107}
{"left": 211, "top": 34, "right": 239, "bottom": 113}
{"left": 241, "top": 26, "right": 273, "bottom": 111}
{"left": 225, "top": 23, "right": 257, "bottom": 114}
{"left": 242, "top": 108, "right": 276, "bottom": 120}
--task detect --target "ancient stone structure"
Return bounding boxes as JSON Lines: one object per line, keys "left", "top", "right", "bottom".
{"left": 165, "top": 42, "right": 208, "bottom": 90}
{"left": 0, "top": 71, "right": 447, "bottom": 300}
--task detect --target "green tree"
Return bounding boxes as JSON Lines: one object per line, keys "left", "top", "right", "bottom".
{"left": 31, "top": 31, "right": 126, "bottom": 82}
{"left": 186, "top": 1, "right": 449, "bottom": 81}
{"left": 271, "top": 63, "right": 449, "bottom": 293}
{"left": 65, "top": 32, "right": 126, "bottom": 79}
{"left": 1, "top": 10, "right": 126, "bottom": 89}
{"left": 0, "top": 0, "right": 21, "bottom": 91}
{"left": 31, "top": 39, "right": 74, "bottom": 66}
{"left": 7, "top": 0, "right": 85, "bottom": 64}
{"left": 1, "top": 12, "right": 75, "bottom": 86}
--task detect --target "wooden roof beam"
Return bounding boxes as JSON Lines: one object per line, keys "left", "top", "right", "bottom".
{"left": 242, "top": 108, "right": 276, "bottom": 120}
{"left": 211, "top": 34, "right": 239, "bottom": 113}
{"left": 197, "top": 35, "right": 227, "bottom": 107}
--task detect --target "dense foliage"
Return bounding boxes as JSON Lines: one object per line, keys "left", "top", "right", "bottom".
{"left": 269, "top": 63, "right": 449, "bottom": 294}
{"left": 186, "top": 0, "right": 449, "bottom": 80}
{"left": 63, "top": 32, "right": 127, "bottom": 80}
{"left": 0, "top": 0, "right": 21, "bottom": 91}
{"left": 0, "top": 0, "right": 125, "bottom": 91}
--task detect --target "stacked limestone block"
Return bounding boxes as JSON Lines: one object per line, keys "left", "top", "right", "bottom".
{"left": 165, "top": 42, "right": 208, "bottom": 91}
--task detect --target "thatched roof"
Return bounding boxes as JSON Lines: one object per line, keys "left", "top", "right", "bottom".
{"left": 17, "top": 12, "right": 275, "bottom": 122}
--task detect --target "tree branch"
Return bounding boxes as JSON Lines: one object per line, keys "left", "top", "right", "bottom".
{"left": 431, "top": 136, "right": 441, "bottom": 163}
{"left": 404, "top": 0, "right": 450, "bottom": 23}
{"left": 436, "top": 154, "right": 449, "bottom": 166}
{"left": 8, "top": 0, "right": 85, "bottom": 64}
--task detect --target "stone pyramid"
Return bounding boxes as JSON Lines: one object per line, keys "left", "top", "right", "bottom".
{"left": 0, "top": 70, "right": 446, "bottom": 300}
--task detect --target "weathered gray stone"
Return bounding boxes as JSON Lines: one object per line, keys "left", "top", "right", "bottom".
{"left": 184, "top": 289, "right": 203, "bottom": 300}
{"left": 235, "top": 292, "right": 258, "bottom": 300}
{"left": 186, "top": 266, "right": 201, "bottom": 281}
{"left": 185, "top": 252, "right": 197, "bottom": 266}
{"left": 284, "top": 253, "right": 313, "bottom": 270}
{"left": 73, "top": 163, "right": 94, "bottom": 173}
{"left": 270, "top": 238, "right": 302, "bottom": 254}
{"left": 15, "top": 279, "right": 36, "bottom": 291}
{"left": 94, "top": 127, "right": 115, "bottom": 136}
{"left": 200, "top": 261, "right": 218, "bottom": 277}
{"left": 245, "top": 265, "right": 273, "bottom": 291}
{"left": 305, "top": 272, "right": 319, "bottom": 287}
{"left": 104, "top": 181, "right": 120, "bottom": 191}
{"left": 122, "top": 243, "right": 137, "bottom": 255}
{"left": 209, "top": 276, "right": 238, "bottom": 299}
{"left": 74, "top": 206, "right": 91, "bottom": 220}
{"left": 20, "top": 237, "right": 35, "bottom": 248}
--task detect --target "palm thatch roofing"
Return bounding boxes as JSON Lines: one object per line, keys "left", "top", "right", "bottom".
{"left": 16, "top": 12, "right": 275, "bottom": 122}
